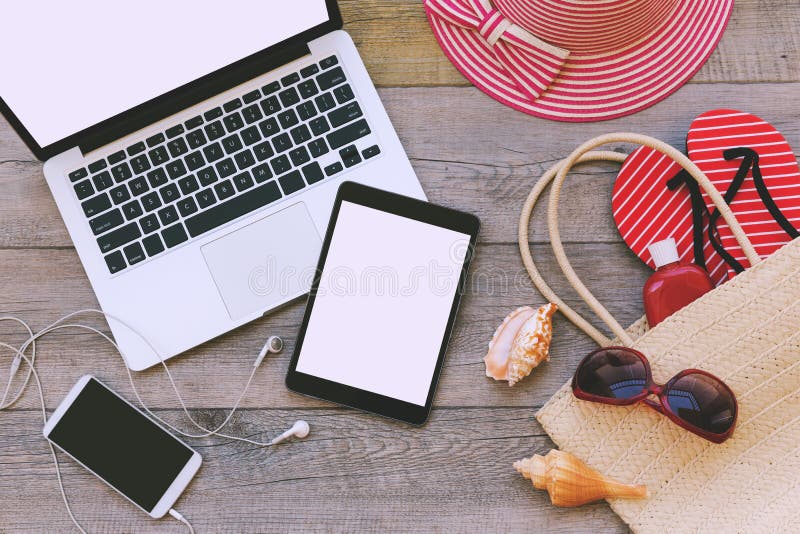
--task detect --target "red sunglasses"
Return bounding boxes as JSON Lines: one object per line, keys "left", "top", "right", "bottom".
{"left": 571, "top": 347, "right": 737, "bottom": 443}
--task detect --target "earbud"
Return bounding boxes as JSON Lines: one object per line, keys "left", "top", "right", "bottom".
{"left": 254, "top": 335, "right": 284, "bottom": 367}
{"left": 270, "top": 420, "right": 310, "bottom": 445}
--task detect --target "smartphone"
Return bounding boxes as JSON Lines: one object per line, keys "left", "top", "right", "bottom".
{"left": 43, "top": 375, "right": 202, "bottom": 518}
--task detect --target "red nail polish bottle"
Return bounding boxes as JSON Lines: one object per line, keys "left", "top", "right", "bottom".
{"left": 643, "top": 238, "right": 714, "bottom": 327}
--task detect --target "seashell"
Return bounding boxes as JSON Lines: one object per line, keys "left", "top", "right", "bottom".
{"left": 484, "top": 303, "right": 557, "bottom": 386}
{"left": 513, "top": 449, "right": 648, "bottom": 507}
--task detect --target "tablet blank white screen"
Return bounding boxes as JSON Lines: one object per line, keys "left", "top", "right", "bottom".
{"left": 296, "top": 201, "right": 470, "bottom": 406}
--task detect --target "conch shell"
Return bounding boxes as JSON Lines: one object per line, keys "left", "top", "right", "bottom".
{"left": 514, "top": 449, "right": 648, "bottom": 507}
{"left": 484, "top": 303, "right": 557, "bottom": 386}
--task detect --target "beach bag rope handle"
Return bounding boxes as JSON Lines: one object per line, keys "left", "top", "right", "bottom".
{"left": 518, "top": 133, "right": 761, "bottom": 347}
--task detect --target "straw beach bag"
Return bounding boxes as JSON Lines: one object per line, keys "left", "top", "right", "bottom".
{"left": 520, "top": 133, "right": 800, "bottom": 533}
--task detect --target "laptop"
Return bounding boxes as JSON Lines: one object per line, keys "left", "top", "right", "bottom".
{"left": 0, "top": 1, "right": 424, "bottom": 370}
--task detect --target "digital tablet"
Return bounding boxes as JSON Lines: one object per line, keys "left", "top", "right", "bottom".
{"left": 286, "top": 182, "right": 479, "bottom": 424}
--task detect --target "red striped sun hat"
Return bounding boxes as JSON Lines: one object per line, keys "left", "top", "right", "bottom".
{"left": 423, "top": 0, "right": 734, "bottom": 122}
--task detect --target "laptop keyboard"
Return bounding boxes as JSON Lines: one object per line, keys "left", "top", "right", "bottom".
{"left": 67, "top": 55, "right": 381, "bottom": 274}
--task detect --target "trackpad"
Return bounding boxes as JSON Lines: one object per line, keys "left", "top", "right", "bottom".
{"left": 201, "top": 203, "right": 322, "bottom": 320}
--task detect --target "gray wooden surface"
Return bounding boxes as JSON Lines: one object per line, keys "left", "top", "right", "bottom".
{"left": 1, "top": 1, "right": 797, "bottom": 532}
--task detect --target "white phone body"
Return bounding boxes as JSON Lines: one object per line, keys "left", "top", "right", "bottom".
{"left": 43, "top": 375, "right": 202, "bottom": 518}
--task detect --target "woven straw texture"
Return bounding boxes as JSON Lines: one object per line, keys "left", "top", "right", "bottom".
{"left": 524, "top": 134, "right": 800, "bottom": 533}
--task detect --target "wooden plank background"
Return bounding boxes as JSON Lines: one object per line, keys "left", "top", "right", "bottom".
{"left": 1, "top": 1, "right": 797, "bottom": 531}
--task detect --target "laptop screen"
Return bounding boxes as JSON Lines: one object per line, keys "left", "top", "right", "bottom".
{"left": 0, "top": 1, "right": 330, "bottom": 148}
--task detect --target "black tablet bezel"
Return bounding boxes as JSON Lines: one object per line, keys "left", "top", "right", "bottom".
{"left": 0, "top": 0, "right": 342, "bottom": 161}
{"left": 286, "top": 182, "right": 480, "bottom": 425}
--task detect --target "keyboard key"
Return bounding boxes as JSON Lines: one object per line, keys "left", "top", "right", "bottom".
{"left": 110, "top": 184, "right": 131, "bottom": 204}
{"left": 308, "top": 138, "right": 329, "bottom": 158}
{"left": 196, "top": 188, "right": 217, "bottom": 208}
{"left": 233, "top": 171, "right": 254, "bottom": 192}
{"left": 129, "top": 176, "right": 149, "bottom": 196}
{"left": 166, "top": 160, "right": 187, "bottom": 179}
{"left": 92, "top": 171, "right": 114, "bottom": 191}
{"left": 279, "top": 87, "right": 300, "bottom": 108}
{"left": 130, "top": 154, "right": 151, "bottom": 174}
{"left": 205, "top": 120, "right": 225, "bottom": 141}
{"left": 187, "top": 129, "right": 207, "bottom": 149}
{"left": 88, "top": 160, "right": 107, "bottom": 173}
{"left": 252, "top": 163, "right": 273, "bottom": 183}
{"left": 69, "top": 168, "right": 88, "bottom": 182}
{"left": 185, "top": 150, "right": 205, "bottom": 171}
{"left": 302, "top": 162, "right": 324, "bottom": 184}
{"left": 214, "top": 179, "right": 235, "bottom": 200}
{"left": 258, "top": 117, "right": 279, "bottom": 137}
{"left": 203, "top": 142, "right": 224, "bottom": 162}
{"left": 298, "top": 80, "right": 318, "bottom": 99}
{"left": 167, "top": 137, "right": 188, "bottom": 158}
{"left": 74, "top": 180, "right": 94, "bottom": 200}
{"left": 127, "top": 142, "right": 146, "bottom": 156}
{"left": 147, "top": 168, "right": 168, "bottom": 188}
{"left": 241, "top": 125, "right": 262, "bottom": 145}
{"left": 204, "top": 107, "right": 223, "bottom": 121}
{"left": 149, "top": 146, "right": 169, "bottom": 166}
{"left": 281, "top": 72, "right": 300, "bottom": 86}
{"left": 333, "top": 84, "right": 355, "bottom": 104}
{"left": 178, "top": 175, "right": 199, "bottom": 195}
{"left": 290, "top": 124, "right": 311, "bottom": 144}
{"left": 243, "top": 89, "right": 261, "bottom": 104}
{"left": 309, "top": 117, "right": 330, "bottom": 136}
{"left": 185, "top": 115, "right": 204, "bottom": 130}
{"left": 297, "top": 101, "right": 317, "bottom": 121}
{"left": 329, "top": 102, "right": 363, "bottom": 128}
{"left": 158, "top": 205, "right": 179, "bottom": 225}
{"left": 234, "top": 149, "right": 255, "bottom": 170}
{"left": 223, "top": 98, "right": 242, "bottom": 112}
{"left": 90, "top": 208, "right": 124, "bottom": 235}
{"left": 82, "top": 193, "right": 112, "bottom": 217}
{"left": 260, "top": 95, "right": 281, "bottom": 116}
{"left": 104, "top": 250, "right": 126, "bottom": 274}
{"left": 160, "top": 183, "right": 180, "bottom": 203}
{"left": 320, "top": 55, "right": 338, "bottom": 69}
{"left": 253, "top": 140, "right": 274, "bottom": 161}
{"left": 261, "top": 81, "right": 281, "bottom": 95}
{"left": 315, "top": 92, "right": 336, "bottom": 113}
{"left": 362, "top": 145, "right": 381, "bottom": 159}
{"left": 177, "top": 196, "right": 198, "bottom": 216}
{"left": 301, "top": 64, "right": 320, "bottom": 78}
{"left": 140, "top": 214, "right": 160, "bottom": 234}
{"left": 317, "top": 67, "right": 346, "bottom": 90}
{"left": 272, "top": 133, "right": 292, "bottom": 153}
{"left": 324, "top": 161, "right": 343, "bottom": 176}
{"left": 270, "top": 154, "right": 292, "bottom": 175}
{"left": 166, "top": 124, "right": 185, "bottom": 138}
{"left": 278, "top": 170, "right": 305, "bottom": 195}
{"left": 216, "top": 158, "right": 236, "bottom": 178}
{"left": 289, "top": 146, "right": 310, "bottom": 166}
{"left": 142, "top": 234, "right": 165, "bottom": 256}
{"left": 123, "top": 242, "right": 146, "bottom": 265}
{"left": 223, "top": 112, "right": 244, "bottom": 133}
{"left": 108, "top": 150, "right": 126, "bottom": 164}
{"left": 242, "top": 104, "right": 263, "bottom": 124}
{"left": 141, "top": 192, "right": 162, "bottom": 212}
{"left": 121, "top": 199, "right": 143, "bottom": 220}
{"left": 327, "top": 119, "right": 371, "bottom": 149}
{"left": 146, "top": 133, "right": 165, "bottom": 147}
{"left": 197, "top": 166, "right": 218, "bottom": 186}
{"left": 186, "top": 181, "right": 281, "bottom": 237}
{"left": 221, "top": 134, "right": 243, "bottom": 154}
{"left": 341, "top": 144, "right": 362, "bottom": 168}
{"left": 161, "top": 223, "right": 188, "bottom": 248}
{"left": 97, "top": 222, "right": 141, "bottom": 253}
{"left": 111, "top": 162, "right": 132, "bottom": 182}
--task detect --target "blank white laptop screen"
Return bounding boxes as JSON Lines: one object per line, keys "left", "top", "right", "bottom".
{"left": 296, "top": 201, "right": 471, "bottom": 406}
{"left": 0, "top": 0, "right": 329, "bottom": 147}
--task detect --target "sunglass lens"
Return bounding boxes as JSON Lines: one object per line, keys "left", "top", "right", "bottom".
{"left": 664, "top": 373, "right": 736, "bottom": 435}
{"left": 575, "top": 349, "right": 647, "bottom": 400}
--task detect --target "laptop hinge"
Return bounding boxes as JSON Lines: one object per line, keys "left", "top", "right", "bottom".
{"left": 79, "top": 42, "right": 311, "bottom": 155}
